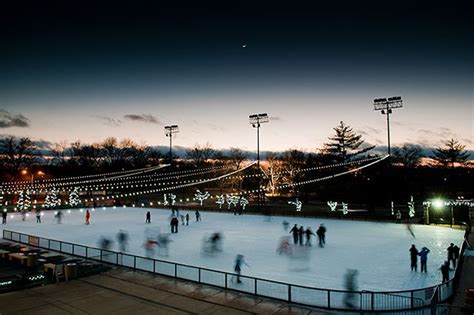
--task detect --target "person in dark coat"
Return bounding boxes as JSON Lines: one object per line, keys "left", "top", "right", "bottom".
{"left": 195, "top": 210, "right": 201, "bottom": 222}
{"left": 2, "top": 211, "right": 7, "bottom": 224}
{"left": 185, "top": 213, "right": 189, "bottom": 225}
{"left": 289, "top": 224, "right": 299, "bottom": 245}
{"left": 418, "top": 247, "right": 430, "bottom": 273}
{"left": 453, "top": 244, "right": 460, "bottom": 267}
{"left": 146, "top": 211, "right": 151, "bottom": 224}
{"left": 305, "top": 227, "right": 315, "bottom": 246}
{"left": 447, "top": 243, "right": 456, "bottom": 268}
{"left": 170, "top": 217, "right": 179, "bottom": 233}
{"left": 298, "top": 226, "right": 304, "bottom": 246}
{"left": 36, "top": 210, "right": 41, "bottom": 223}
{"left": 440, "top": 261, "right": 453, "bottom": 282}
{"left": 316, "top": 224, "right": 327, "bottom": 248}
{"left": 233, "top": 254, "right": 249, "bottom": 283}
{"left": 409, "top": 244, "right": 419, "bottom": 271}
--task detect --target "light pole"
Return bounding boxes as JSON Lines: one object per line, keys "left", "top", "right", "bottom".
{"left": 373, "top": 96, "right": 403, "bottom": 156}
{"left": 249, "top": 113, "right": 269, "bottom": 212}
{"left": 21, "top": 170, "right": 45, "bottom": 184}
{"left": 164, "top": 125, "right": 179, "bottom": 165}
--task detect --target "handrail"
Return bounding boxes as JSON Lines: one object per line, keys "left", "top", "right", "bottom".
{"left": 1, "top": 229, "right": 456, "bottom": 311}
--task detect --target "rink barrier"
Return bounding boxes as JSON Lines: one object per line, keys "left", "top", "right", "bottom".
{"left": 2, "top": 229, "right": 456, "bottom": 312}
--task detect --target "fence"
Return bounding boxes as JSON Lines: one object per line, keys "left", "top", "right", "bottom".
{"left": 2, "top": 229, "right": 455, "bottom": 312}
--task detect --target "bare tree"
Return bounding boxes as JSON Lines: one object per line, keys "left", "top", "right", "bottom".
{"left": 227, "top": 148, "right": 247, "bottom": 169}
{"left": 0, "top": 136, "right": 38, "bottom": 177}
{"left": 51, "top": 141, "right": 69, "bottom": 165}
{"left": 393, "top": 144, "right": 423, "bottom": 168}
{"left": 263, "top": 152, "right": 284, "bottom": 196}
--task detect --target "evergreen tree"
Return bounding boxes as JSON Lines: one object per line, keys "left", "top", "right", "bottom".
{"left": 45, "top": 187, "right": 59, "bottom": 209}
{"left": 24, "top": 190, "right": 31, "bottom": 210}
{"left": 17, "top": 190, "right": 24, "bottom": 211}
{"left": 69, "top": 187, "right": 80, "bottom": 207}
{"left": 322, "top": 121, "right": 375, "bottom": 162}
{"left": 433, "top": 138, "right": 470, "bottom": 168}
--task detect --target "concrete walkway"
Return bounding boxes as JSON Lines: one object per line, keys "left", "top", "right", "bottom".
{"left": 449, "top": 230, "right": 474, "bottom": 314}
{"left": 0, "top": 268, "right": 332, "bottom": 315}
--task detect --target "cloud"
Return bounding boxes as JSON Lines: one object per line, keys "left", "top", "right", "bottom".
{"left": 124, "top": 114, "right": 162, "bottom": 124}
{"left": 34, "top": 139, "right": 53, "bottom": 149}
{"left": 94, "top": 115, "right": 122, "bottom": 127}
{"left": 269, "top": 116, "right": 281, "bottom": 121}
{"left": 0, "top": 109, "right": 30, "bottom": 128}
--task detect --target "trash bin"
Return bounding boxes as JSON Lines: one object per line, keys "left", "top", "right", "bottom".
{"left": 465, "top": 288, "right": 474, "bottom": 310}
{"left": 65, "top": 263, "right": 78, "bottom": 279}
{"left": 26, "top": 253, "right": 38, "bottom": 267}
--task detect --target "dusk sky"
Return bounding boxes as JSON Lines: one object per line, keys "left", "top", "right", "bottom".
{"left": 1, "top": 2, "right": 472, "bottom": 152}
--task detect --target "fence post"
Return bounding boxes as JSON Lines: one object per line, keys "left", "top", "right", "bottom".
{"left": 134, "top": 256, "right": 136, "bottom": 269}
{"left": 371, "top": 292, "right": 374, "bottom": 310}
{"left": 327, "top": 290, "right": 330, "bottom": 309}
{"left": 288, "top": 285, "right": 291, "bottom": 303}
{"left": 153, "top": 259, "right": 156, "bottom": 273}
{"left": 174, "top": 264, "right": 177, "bottom": 277}
{"left": 60, "top": 241, "right": 62, "bottom": 252}
{"left": 72, "top": 244, "right": 75, "bottom": 255}
{"left": 198, "top": 268, "right": 201, "bottom": 283}
{"left": 410, "top": 291, "right": 414, "bottom": 308}
{"left": 100, "top": 249, "right": 103, "bottom": 261}
{"left": 48, "top": 239, "right": 51, "bottom": 249}
{"left": 225, "top": 273, "right": 228, "bottom": 289}
{"left": 86, "top": 247, "right": 88, "bottom": 258}
{"left": 254, "top": 279, "right": 257, "bottom": 294}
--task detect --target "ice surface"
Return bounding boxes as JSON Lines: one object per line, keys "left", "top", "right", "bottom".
{"left": 1, "top": 207, "right": 464, "bottom": 292}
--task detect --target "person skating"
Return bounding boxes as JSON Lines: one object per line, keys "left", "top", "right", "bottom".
{"left": 316, "top": 224, "right": 327, "bottom": 248}
{"left": 85, "top": 209, "right": 91, "bottom": 225}
{"left": 282, "top": 220, "right": 289, "bottom": 231}
{"left": 298, "top": 226, "right": 304, "bottom": 246}
{"left": 440, "top": 261, "right": 453, "bottom": 282}
{"left": 170, "top": 216, "right": 179, "bottom": 233}
{"left": 233, "top": 254, "right": 250, "bottom": 283}
{"left": 117, "top": 230, "right": 129, "bottom": 252}
{"left": 343, "top": 269, "right": 359, "bottom": 309}
{"left": 146, "top": 211, "right": 151, "bottom": 224}
{"left": 453, "top": 244, "right": 460, "bottom": 267}
{"left": 395, "top": 210, "right": 402, "bottom": 223}
{"left": 2, "top": 211, "right": 7, "bottom": 224}
{"left": 409, "top": 244, "right": 419, "bottom": 271}
{"left": 289, "top": 224, "right": 299, "bottom": 245}
{"left": 35, "top": 210, "right": 41, "bottom": 223}
{"left": 56, "top": 210, "right": 63, "bottom": 224}
{"left": 180, "top": 214, "right": 185, "bottom": 225}
{"left": 185, "top": 213, "right": 189, "bottom": 225}
{"left": 305, "top": 227, "right": 315, "bottom": 246}
{"left": 418, "top": 247, "right": 430, "bottom": 273}
{"left": 447, "top": 243, "right": 456, "bottom": 268}
{"left": 195, "top": 210, "right": 201, "bottom": 222}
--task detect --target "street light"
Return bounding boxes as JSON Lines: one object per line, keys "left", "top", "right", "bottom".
{"left": 21, "top": 170, "right": 45, "bottom": 184}
{"left": 373, "top": 96, "right": 403, "bottom": 156}
{"left": 249, "top": 113, "right": 269, "bottom": 212}
{"left": 164, "top": 125, "right": 179, "bottom": 165}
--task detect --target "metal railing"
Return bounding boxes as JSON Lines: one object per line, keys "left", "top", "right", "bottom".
{"left": 2, "top": 229, "right": 455, "bottom": 312}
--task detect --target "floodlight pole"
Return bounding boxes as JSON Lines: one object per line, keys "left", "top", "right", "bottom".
{"left": 164, "top": 125, "right": 179, "bottom": 165}
{"left": 249, "top": 113, "right": 269, "bottom": 213}
{"left": 373, "top": 96, "right": 403, "bottom": 157}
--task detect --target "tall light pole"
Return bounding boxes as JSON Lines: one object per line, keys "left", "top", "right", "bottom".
{"left": 249, "top": 113, "right": 269, "bottom": 212}
{"left": 373, "top": 96, "right": 403, "bottom": 156}
{"left": 164, "top": 125, "right": 179, "bottom": 165}
{"left": 21, "top": 170, "right": 45, "bottom": 184}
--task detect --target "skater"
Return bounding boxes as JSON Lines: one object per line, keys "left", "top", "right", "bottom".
{"left": 289, "top": 224, "right": 299, "bottom": 245}
{"left": 210, "top": 232, "right": 222, "bottom": 252}
{"left": 453, "top": 244, "right": 460, "bottom": 267}
{"left": 157, "top": 233, "right": 171, "bottom": 256}
{"left": 144, "top": 238, "right": 158, "bottom": 258}
{"left": 233, "top": 254, "right": 249, "bottom": 284}
{"left": 99, "top": 236, "right": 112, "bottom": 251}
{"left": 145, "top": 211, "right": 151, "bottom": 224}
{"left": 447, "top": 243, "right": 456, "bottom": 268}
{"left": 316, "top": 224, "right": 326, "bottom": 248}
{"left": 21, "top": 210, "right": 26, "bottom": 221}
{"left": 395, "top": 210, "right": 402, "bottom": 223}
{"left": 298, "top": 226, "right": 304, "bottom": 246}
{"left": 36, "top": 210, "right": 41, "bottom": 223}
{"left": 117, "top": 230, "right": 129, "bottom": 252}
{"left": 406, "top": 224, "right": 416, "bottom": 238}
{"left": 170, "top": 216, "right": 179, "bottom": 233}
{"left": 282, "top": 220, "right": 289, "bottom": 231}
{"left": 418, "top": 246, "right": 430, "bottom": 273}
{"left": 439, "top": 261, "right": 453, "bottom": 283}
{"left": 2, "top": 210, "right": 6, "bottom": 224}
{"left": 305, "top": 227, "right": 315, "bottom": 246}
{"left": 343, "top": 269, "right": 358, "bottom": 309}
{"left": 56, "top": 210, "right": 63, "bottom": 224}
{"left": 195, "top": 210, "right": 201, "bottom": 222}
{"left": 409, "top": 244, "right": 419, "bottom": 271}
{"left": 185, "top": 213, "right": 189, "bottom": 225}
{"left": 85, "top": 209, "right": 91, "bottom": 225}
{"left": 277, "top": 236, "right": 292, "bottom": 255}
{"left": 180, "top": 214, "right": 185, "bottom": 225}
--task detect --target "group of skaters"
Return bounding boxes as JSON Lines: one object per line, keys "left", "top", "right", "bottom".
{"left": 98, "top": 229, "right": 129, "bottom": 252}
{"left": 286, "top": 222, "right": 326, "bottom": 248}
{"left": 409, "top": 242, "right": 460, "bottom": 283}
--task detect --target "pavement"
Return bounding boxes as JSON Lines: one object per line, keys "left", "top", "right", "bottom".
{"left": 0, "top": 268, "right": 333, "bottom": 315}
{"left": 449, "top": 229, "right": 474, "bottom": 315}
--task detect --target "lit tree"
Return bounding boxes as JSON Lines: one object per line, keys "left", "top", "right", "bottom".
{"left": 322, "top": 121, "right": 374, "bottom": 162}
{"left": 24, "top": 190, "right": 31, "bottom": 210}
{"left": 69, "top": 187, "right": 80, "bottom": 207}
{"left": 432, "top": 138, "right": 470, "bottom": 168}
{"left": 45, "top": 187, "right": 59, "bottom": 209}
{"left": 17, "top": 190, "right": 24, "bottom": 211}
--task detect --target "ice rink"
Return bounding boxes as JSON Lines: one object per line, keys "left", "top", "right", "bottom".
{"left": 1, "top": 207, "right": 464, "bottom": 291}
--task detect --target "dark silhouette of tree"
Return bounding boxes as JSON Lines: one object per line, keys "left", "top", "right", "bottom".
{"left": 227, "top": 147, "right": 247, "bottom": 169}
{"left": 432, "top": 138, "right": 470, "bottom": 168}
{"left": 0, "top": 136, "right": 38, "bottom": 177}
{"left": 280, "top": 150, "right": 306, "bottom": 193}
{"left": 322, "top": 121, "right": 375, "bottom": 162}
{"left": 186, "top": 143, "right": 215, "bottom": 166}
{"left": 392, "top": 144, "right": 423, "bottom": 168}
